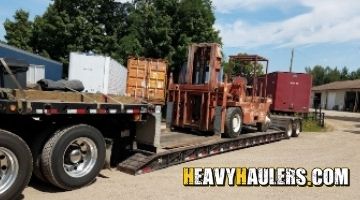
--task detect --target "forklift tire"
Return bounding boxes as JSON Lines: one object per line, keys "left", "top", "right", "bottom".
{"left": 256, "top": 122, "right": 269, "bottom": 132}
{"left": 41, "top": 124, "right": 106, "bottom": 190}
{"left": 224, "top": 107, "right": 243, "bottom": 138}
{"left": 292, "top": 120, "right": 301, "bottom": 137}
{"left": 0, "top": 130, "right": 32, "bottom": 200}
{"left": 256, "top": 115, "right": 270, "bottom": 132}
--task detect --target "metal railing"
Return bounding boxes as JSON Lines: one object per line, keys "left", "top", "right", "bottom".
{"left": 308, "top": 107, "right": 325, "bottom": 127}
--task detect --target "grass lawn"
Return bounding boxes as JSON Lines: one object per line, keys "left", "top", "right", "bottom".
{"left": 302, "top": 119, "right": 329, "bottom": 132}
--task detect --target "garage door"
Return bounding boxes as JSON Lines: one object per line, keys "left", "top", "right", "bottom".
{"left": 327, "top": 92, "right": 336, "bottom": 110}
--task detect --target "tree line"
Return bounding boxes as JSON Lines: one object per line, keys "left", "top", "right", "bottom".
{"left": 3, "top": 0, "right": 220, "bottom": 77}
{"left": 305, "top": 65, "right": 360, "bottom": 86}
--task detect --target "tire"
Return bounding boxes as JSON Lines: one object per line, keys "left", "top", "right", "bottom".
{"left": 285, "top": 121, "right": 293, "bottom": 139}
{"left": 256, "top": 115, "right": 271, "bottom": 132}
{"left": 224, "top": 107, "right": 243, "bottom": 138}
{"left": 41, "top": 124, "right": 106, "bottom": 190}
{"left": 0, "top": 130, "right": 32, "bottom": 200}
{"left": 292, "top": 120, "right": 301, "bottom": 137}
{"left": 257, "top": 122, "right": 268, "bottom": 132}
{"left": 30, "top": 128, "right": 55, "bottom": 183}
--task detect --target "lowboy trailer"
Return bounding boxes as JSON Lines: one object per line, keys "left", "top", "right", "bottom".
{"left": 0, "top": 48, "right": 301, "bottom": 200}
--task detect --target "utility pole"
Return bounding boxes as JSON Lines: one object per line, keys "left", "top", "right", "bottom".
{"left": 289, "top": 48, "right": 294, "bottom": 72}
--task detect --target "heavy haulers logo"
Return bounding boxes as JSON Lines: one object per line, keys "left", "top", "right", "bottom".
{"left": 183, "top": 167, "right": 350, "bottom": 187}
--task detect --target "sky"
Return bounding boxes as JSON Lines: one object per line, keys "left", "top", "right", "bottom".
{"left": 1, "top": 0, "right": 360, "bottom": 73}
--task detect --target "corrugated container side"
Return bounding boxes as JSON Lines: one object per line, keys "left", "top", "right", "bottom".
{"left": 263, "top": 73, "right": 278, "bottom": 110}
{"left": 263, "top": 72, "right": 312, "bottom": 113}
{"left": 126, "top": 58, "right": 167, "bottom": 104}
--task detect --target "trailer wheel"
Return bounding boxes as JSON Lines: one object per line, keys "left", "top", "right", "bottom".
{"left": 30, "top": 128, "right": 55, "bottom": 183}
{"left": 292, "top": 120, "right": 301, "bottom": 137}
{"left": 0, "top": 130, "right": 32, "bottom": 200}
{"left": 41, "top": 124, "right": 106, "bottom": 190}
{"left": 285, "top": 121, "right": 293, "bottom": 138}
{"left": 224, "top": 107, "right": 243, "bottom": 138}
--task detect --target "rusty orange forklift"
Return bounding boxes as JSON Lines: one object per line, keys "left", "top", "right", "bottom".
{"left": 166, "top": 43, "right": 272, "bottom": 138}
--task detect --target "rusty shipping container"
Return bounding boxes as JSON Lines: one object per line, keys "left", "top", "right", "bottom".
{"left": 127, "top": 58, "right": 167, "bottom": 104}
{"left": 258, "top": 72, "right": 312, "bottom": 113}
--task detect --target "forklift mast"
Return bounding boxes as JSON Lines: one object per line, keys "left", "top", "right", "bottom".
{"left": 183, "top": 43, "right": 222, "bottom": 88}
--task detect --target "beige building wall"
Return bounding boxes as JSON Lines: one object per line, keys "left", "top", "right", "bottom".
{"left": 311, "top": 90, "right": 346, "bottom": 110}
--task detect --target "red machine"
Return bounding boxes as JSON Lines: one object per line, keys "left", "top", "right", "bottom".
{"left": 258, "top": 72, "right": 312, "bottom": 114}
{"left": 167, "top": 43, "right": 272, "bottom": 138}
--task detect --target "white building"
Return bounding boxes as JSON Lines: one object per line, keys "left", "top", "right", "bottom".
{"left": 311, "top": 79, "right": 360, "bottom": 112}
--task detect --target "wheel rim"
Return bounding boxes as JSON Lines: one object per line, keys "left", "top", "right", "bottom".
{"left": 63, "top": 137, "right": 98, "bottom": 178}
{"left": 232, "top": 113, "right": 242, "bottom": 133}
{"left": 0, "top": 147, "right": 19, "bottom": 195}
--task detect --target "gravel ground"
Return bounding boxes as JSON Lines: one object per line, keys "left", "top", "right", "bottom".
{"left": 22, "top": 116, "right": 360, "bottom": 200}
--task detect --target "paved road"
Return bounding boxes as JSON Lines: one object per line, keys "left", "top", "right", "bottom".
{"left": 22, "top": 118, "right": 360, "bottom": 200}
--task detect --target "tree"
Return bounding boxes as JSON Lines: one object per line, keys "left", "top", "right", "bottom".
{"left": 324, "top": 66, "right": 340, "bottom": 84}
{"left": 306, "top": 65, "right": 360, "bottom": 86}
{"left": 349, "top": 68, "right": 360, "bottom": 80}
{"left": 306, "top": 65, "right": 326, "bottom": 86}
{"left": 31, "top": 0, "right": 136, "bottom": 76}
{"left": 32, "top": 0, "right": 113, "bottom": 63}
{"left": 340, "top": 66, "right": 349, "bottom": 80}
{"left": 5, "top": 0, "right": 221, "bottom": 78}
{"left": 126, "top": 0, "right": 220, "bottom": 74}
{"left": 172, "top": 0, "right": 221, "bottom": 71}
{"left": 4, "top": 9, "right": 33, "bottom": 51}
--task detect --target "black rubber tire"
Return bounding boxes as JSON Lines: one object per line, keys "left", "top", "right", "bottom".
{"left": 41, "top": 124, "right": 106, "bottom": 190}
{"left": 224, "top": 107, "right": 243, "bottom": 138}
{"left": 292, "top": 120, "right": 301, "bottom": 137}
{"left": 285, "top": 121, "right": 293, "bottom": 139}
{"left": 256, "top": 122, "right": 269, "bottom": 132}
{"left": 30, "top": 128, "right": 55, "bottom": 183}
{"left": 0, "top": 130, "right": 32, "bottom": 200}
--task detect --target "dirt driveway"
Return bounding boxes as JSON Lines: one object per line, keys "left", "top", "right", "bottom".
{"left": 22, "top": 117, "right": 360, "bottom": 200}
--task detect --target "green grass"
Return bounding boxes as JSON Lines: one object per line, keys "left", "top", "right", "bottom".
{"left": 302, "top": 119, "right": 328, "bottom": 132}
